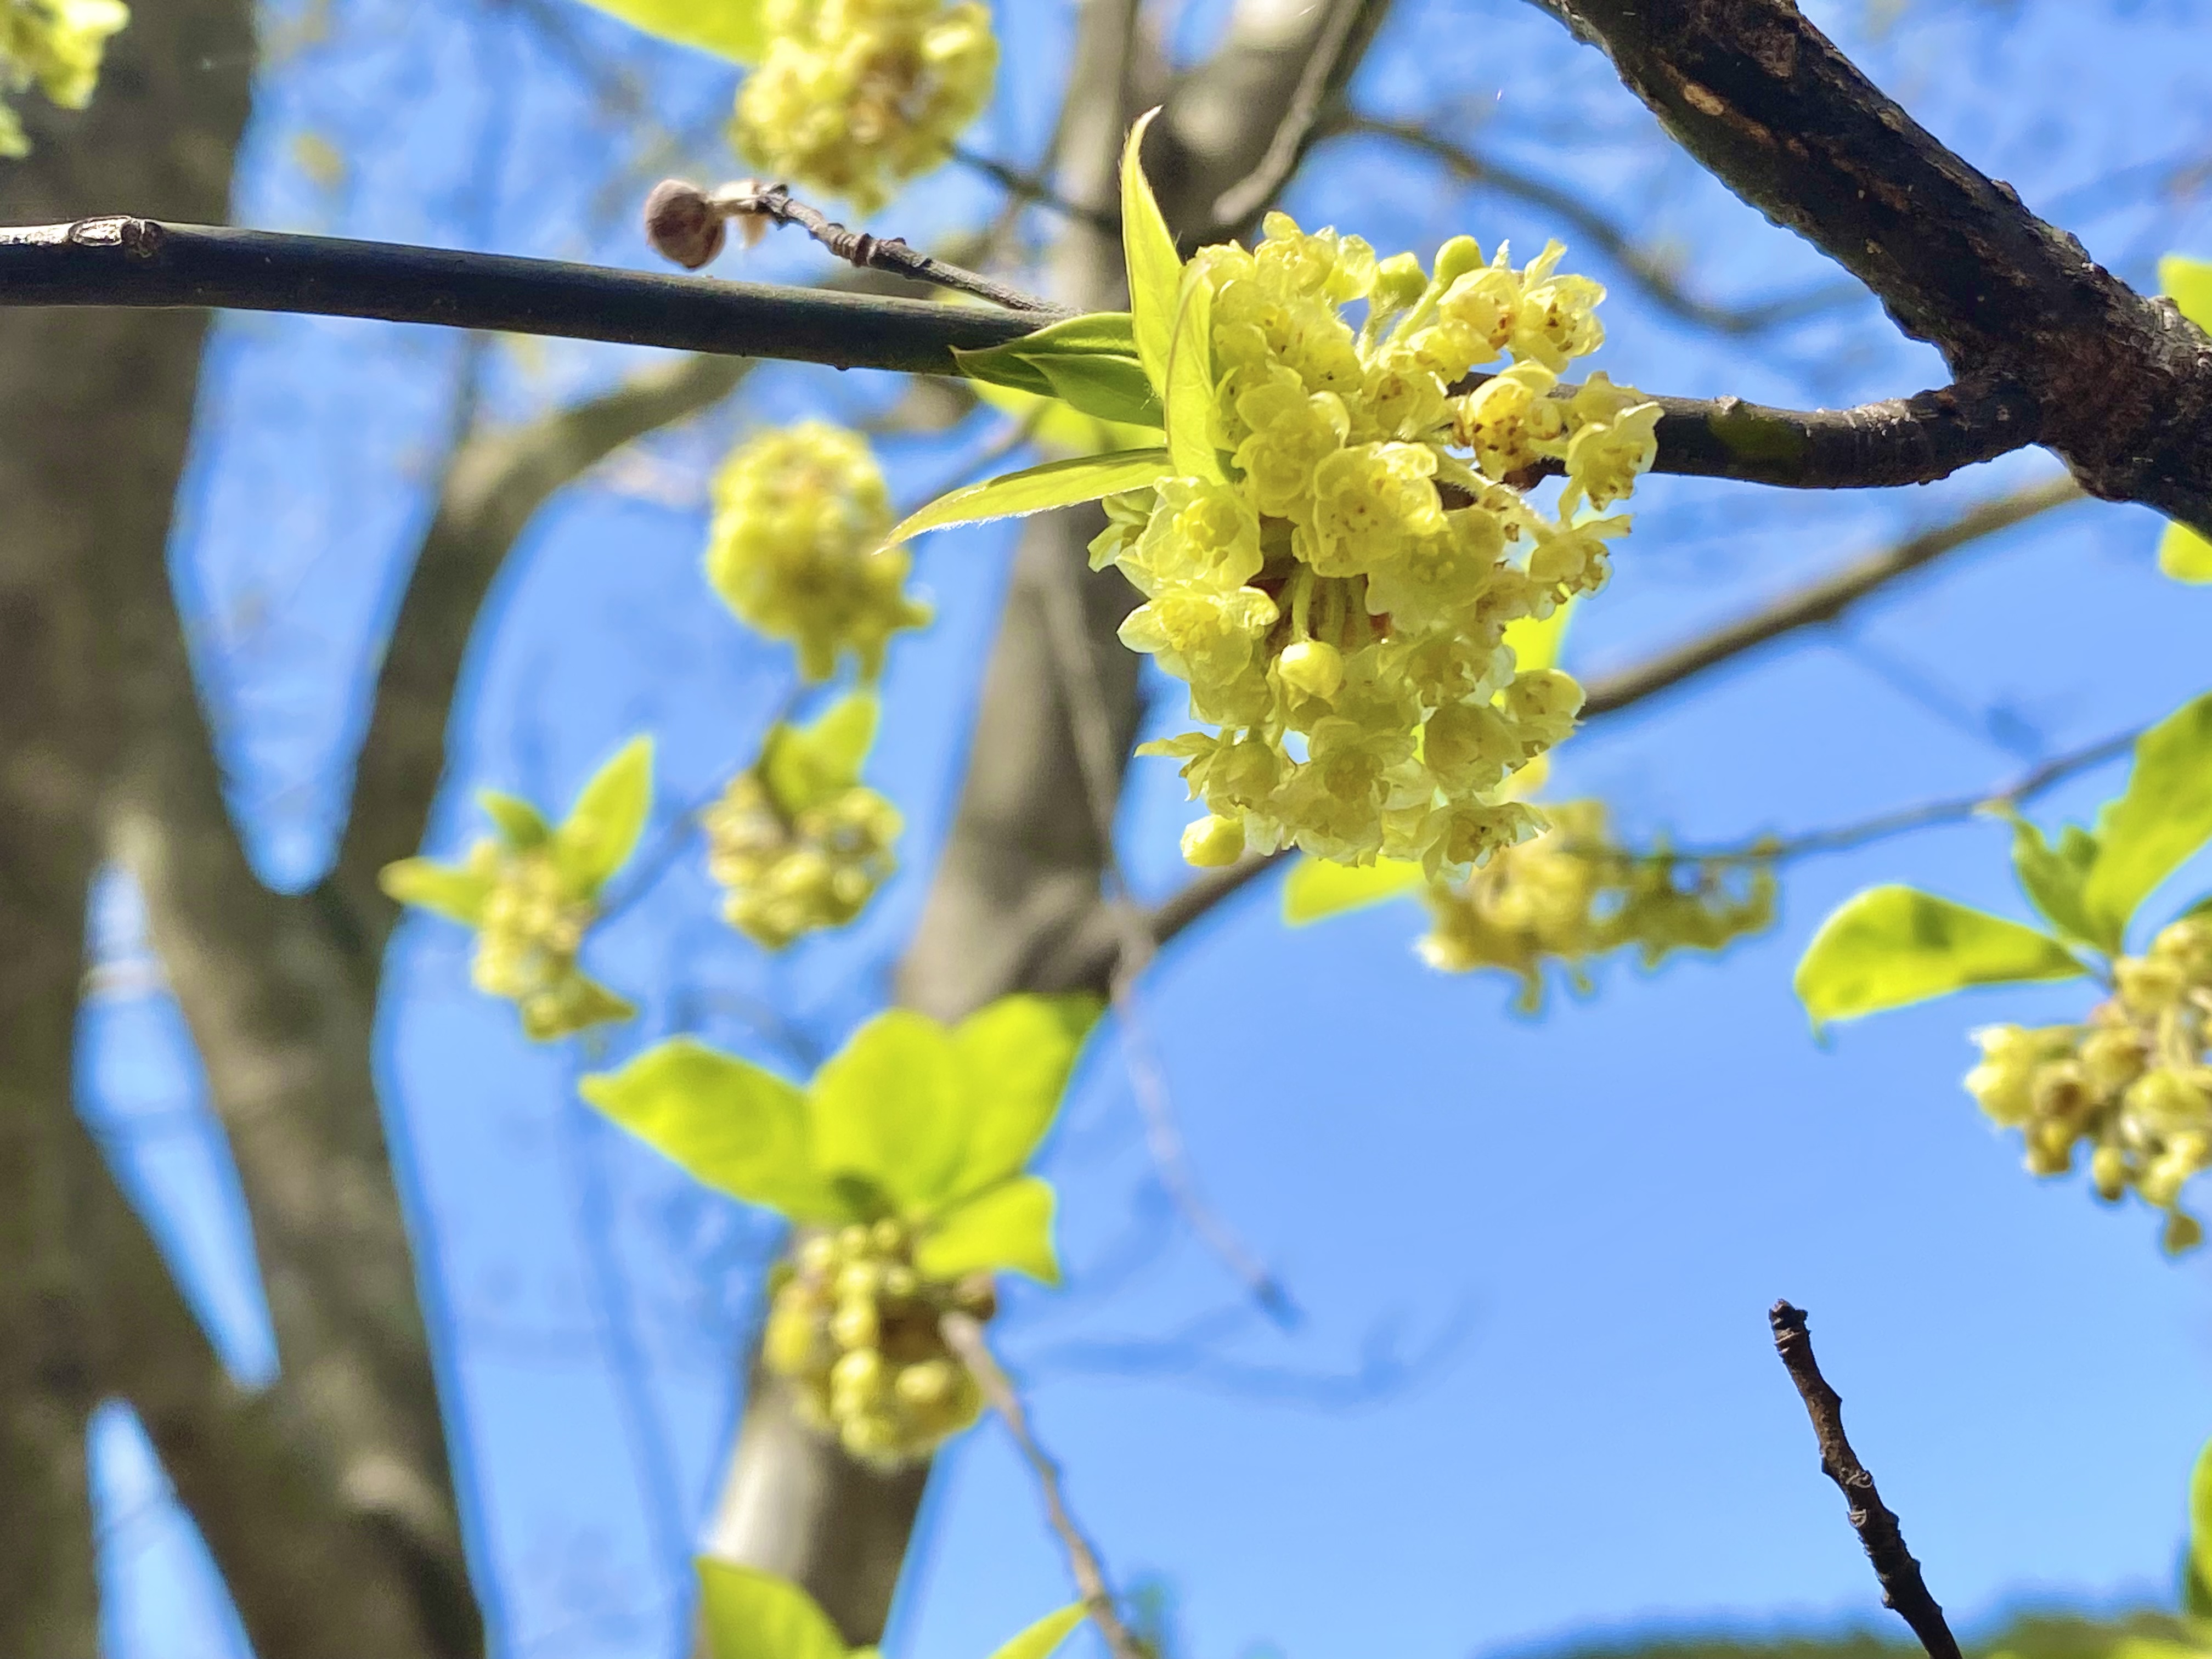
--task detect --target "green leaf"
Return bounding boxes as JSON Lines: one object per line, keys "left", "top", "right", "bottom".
{"left": 984, "top": 1605, "right": 1089, "bottom": 1659}
{"left": 696, "top": 1561, "right": 848, "bottom": 1659}
{"left": 1164, "top": 266, "right": 1220, "bottom": 481}
{"left": 946, "top": 994, "right": 1102, "bottom": 1202}
{"left": 970, "top": 379, "right": 1161, "bottom": 458}
{"left": 478, "top": 789, "right": 551, "bottom": 849}
{"left": 556, "top": 736, "right": 654, "bottom": 895}
{"left": 379, "top": 856, "right": 492, "bottom": 926}
{"left": 1995, "top": 806, "right": 2111, "bottom": 952}
{"left": 520, "top": 975, "right": 637, "bottom": 1042}
{"left": 763, "top": 693, "right": 877, "bottom": 815}
{"left": 1030, "top": 352, "right": 1163, "bottom": 429}
{"left": 2083, "top": 693, "right": 2212, "bottom": 945}
{"left": 1793, "top": 885, "right": 2087, "bottom": 1027}
{"left": 2161, "top": 522, "right": 2212, "bottom": 584}
{"left": 580, "top": 1039, "right": 845, "bottom": 1222}
{"left": 887, "top": 449, "right": 1176, "bottom": 544}
{"left": 2162, "top": 253, "right": 2212, "bottom": 330}
{"left": 1502, "top": 595, "right": 1578, "bottom": 674}
{"left": 569, "top": 0, "right": 766, "bottom": 64}
{"left": 955, "top": 312, "right": 1140, "bottom": 383}
{"left": 1120, "top": 109, "right": 1182, "bottom": 396}
{"left": 916, "top": 1175, "right": 1060, "bottom": 1285}
{"left": 809, "top": 1011, "right": 967, "bottom": 1211}
{"left": 2187, "top": 1431, "right": 2212, "bottom": 1617}
{"left": 1282, "top": 855, "right": 1426, "bottom": 925}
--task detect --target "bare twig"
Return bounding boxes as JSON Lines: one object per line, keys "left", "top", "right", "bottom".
{"left": 939, "top": 1312, "right": 1147, "bottom": 1659}
{"left": 1768, "top": 1301, "right": 1963, "bottom": 1659}
{"left": 1334, "top": 112, "right": 1864, "bottom": 336}
{"left": 950, "top": 144, "right": 1119, "bottom": 235}
{"left": 1209, "top": 0, "right": 1395, "bottom": 230}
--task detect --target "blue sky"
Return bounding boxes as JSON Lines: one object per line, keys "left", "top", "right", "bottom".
{"left": 70, "top": 1, "right": 2212, "bottom": 1655}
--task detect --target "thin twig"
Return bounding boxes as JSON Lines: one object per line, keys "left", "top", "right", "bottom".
{"left": 950, "top": 144, "right": 1120, "bottom": 235}
{"left": 939, "top": 1312, "right": 1147, "bottom": 1659}
{"left": 1768, "top": 1301, "right": 1964, "bottom": 1659}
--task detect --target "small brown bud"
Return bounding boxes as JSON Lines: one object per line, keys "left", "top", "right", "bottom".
{"left": 644, "top": 178, "right": 725, "bottom": 270}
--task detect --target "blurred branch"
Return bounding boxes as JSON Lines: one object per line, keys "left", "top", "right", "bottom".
{"left": 1520, "top": 0, "right": 2212, "bottom": 535}
{"left": 951, "top": 143, "right": 1120, "bottom": 234}
{"left": 1581, "top": 472, "right": 2088, "bottom": 716}
{"left": 940, "top": 1312, "right": 1148, "bottom": 1659}
{"left": 1332, "top": 112, "right": 1865, "bottom": 335}
{"left": 1769, "top": 1301, "right": 1964, "bottom": 1659}
{"left": 1206, "top": 0, "right": 1399, "bottom": 230}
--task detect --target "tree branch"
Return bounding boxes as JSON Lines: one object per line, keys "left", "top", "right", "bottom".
{"left": 1205, "top": 0, "right": 1399, "bottom": 231}
{"left": 1522, "top": 0, "right": 2212, "bottom": 533}
{"left": 1331, "top": 112, "right": 1865, "bottom": 336}
{"left": 1769, "top": 1302, "right": 1963, "bottom": 1659}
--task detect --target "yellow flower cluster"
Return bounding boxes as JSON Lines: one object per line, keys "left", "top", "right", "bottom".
{"left": 704, "top": 767, "right": 901, "bottom": 950}
{"left": 1109, "top": 219, "right": 1661, "bottom": 878}
{"left": 1417, "top": 800, "right": 1775, "bottom": 1007}
{"left": 764, "top": 1219, "right": 991, "bottom": 1468}
{"left": 706, "top": 422, "right": 930, "bottom": 682}
{"left": 1, "top": 0, "right": 127, "bottom": 156}
{"left": 467, "top": 840, "right": 635, "bottom": 1040}
{"left": 1966, "top": 918, "right": 2212, "bottom": 1253}
{"left": 732, "top": 0, "right": 996, "bottom": 213}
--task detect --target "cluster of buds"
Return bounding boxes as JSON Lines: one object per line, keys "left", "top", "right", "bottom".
{"left": 1111, "top": 219, "right": 1661, "bottom": 881}
{"left": 1966, "top": 918, "right": 2212, "bottom": 1252}
{"left": 703, "top": 765, "right": 901, "bottom": 950}
{"left": 732, "top": 0, "right": 997, "bottom": 214}
{"left": 1, "top": 0, "right": 128, "bottom": 156}
{"left": 1418, "top": 800, "right": 1775, "bottom": 1006}
{"left": 763, "top": 1219, "right": 992, "bottom": 1468}
{"left": 706, "top": 421, "right": 930, "bottom": 682}
{"left": 467, "top": 840, "right": 634, "bottom": 1040}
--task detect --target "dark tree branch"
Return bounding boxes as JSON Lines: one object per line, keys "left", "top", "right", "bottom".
{"left": 0, "top": 218, "right": 2046, "bottom": 490}
{"left": 1769, "top": 1301, "right": 1963, "bottom": 1659}
{"left": 1581, "top": 471, "right": 2087, "bottom": 716}
{"left": 1332, "top": 112, "right": 1865, "bottom": 336}
{"left": 1522, "top": 0, "right": 2212, "bottom": 533}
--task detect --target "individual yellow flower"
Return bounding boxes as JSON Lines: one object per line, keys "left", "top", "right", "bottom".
{"left": 706, "top": 421, "right": 929, "bottom": 681}
{"left": 0, "top": 0, "right": 127, "bottom": 156}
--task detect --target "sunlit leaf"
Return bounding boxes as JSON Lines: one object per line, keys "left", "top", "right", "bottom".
{"left": 2160, "top": 522, "right": 2212, "bottom": 584}
{"left": 556, "top": 735, "right": 654, "bottom": 894}
{"left": 1030, "top": 352, "right": 1163, "bottom": 428}
{"left": 478, "top": 789, "right": 551, "bottom": 849}
{"left": 970, "top": 380, "right": 1160, "bottom": 458}
{"left": 916, "top": 1175, "right": 1059, "bottom": 1285}
{"left": 580, "top": 1039, "right": 845, "bottom": 1222}
{"left": 1120, "top": 109, "right": 1182, "bottom": 394}
{"left": 379, "top": 856, "right": 493, "bottom": 926}
{"left": 2186, "top": 1432, "right": 2212, "bottom": 1617}
{"left": 2082, "top": 693, "right": 2212, "bottom": 944}
{"left": 1164, "top": 266, "right": 1219, "bottom": 481}
{"left": 887, "top": 449, "right": 1176, "bottom": 544}
{"left": 762, "top": 693, "right": 877, "bottom": 815}
{"left": 946, "top": 994, "right": 1102, "bottom": 1201}
{"left": 569, "top": 0, "right": 766, "bottom": 64}
{"left": 1793, "top": 885, "right": 2086, "bottom": 1026}
{"left": 696, "top": 1561, "right": 848, "bottom": 1659}
{"left": 1282, "top": 856, "right": 1426, "bottom": 925}
{"left": 954, "top": 311, "right": 1141, "bottom": 393}
{"left": 1502, "top": 596, "right": 1578, "bottom": 674}
{"left": 2162, "top": 253, "right": 2212, "bottom": 330}
{"left": 809, "top": 1011, "right": 967, "bottom": 1210}
{"left": 1995, "top": 806, "right": 2109, "bottom": 952}
{"left": 984, "top": 1605, "right": 1089, "bottom": 1659}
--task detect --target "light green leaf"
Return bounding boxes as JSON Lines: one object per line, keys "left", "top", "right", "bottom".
{"left": 2161, "top": 522, "right": 2212, "bottom": 584}
{"left": 1793, "top": 885, "right": 2086, "bottom": 1026}
{"left": 955, "top": 312, "right": 1140, "bottom": 385}
{"left": 1030, "top": 352, "right": 1163, "bottom": 429}
{"left": 763, "top": 693, "right": 877, "bottom": 815}
{"left": 696, "top": 1561, "right": 848, "bottom": 1659}
{"left": 569, "top": 0, "right": 765, "bottom": 65}
{"left": 478, "top": 789, "right": 551, "bottom": 849}
{"left": 1502, "top": 595, "right": 1578, "bottom": 674}
{"left": 1282, "top": 855, "right": 1426, "bottom": 925}
{"left": 2083, "top": 693, "right": 2212, "bottom": 944}
{"left": 580, "top": 1039, "right": 845, "bottom": 1222}
{"left": 946, "top": 994, "right": 1102, "bottom": 1202}
{"left": 887, "top": 449, "right": 1176, "bottom": 544}
{"left": 1120, "top": 109, "right": 1182, "bottom": 396}
{"left": 1995, "top": 806, "right": 2111, "bottom": 952}
{"left": 2187, "top": 1431, "right": 2212, "bottom": 1617}
{"left": 2162, "top": 254, "right": 2212, "bottom": 330}
{"left": 916, "top": 1175, "right": 1059, "bottom": 1285}
{"left": 970, "top": 380, "right": 1161, "bottom": 458}
{"left": 556, "top": 736, "right": 654, "bottom": 894}
{"left": 520, "top": 975, "right": 637, "bottom": 1042}
{"left": 1164, "top": 266, "right": 1219, "bottom": 481}
{"left": 984, "top": 1605, "right": 1089, "bottom": 1659}
{"left": 379, "top": 856, "right": 492, "bottom": 926}
{"left": 809, "top": 1011, "right": 967, "bottom": 1211}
